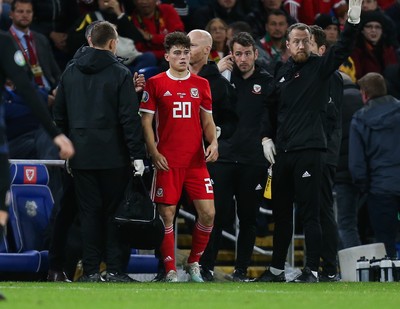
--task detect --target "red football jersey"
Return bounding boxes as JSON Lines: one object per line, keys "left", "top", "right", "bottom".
{"left": 139, "top": 70, "right": 212, "bottom": 168}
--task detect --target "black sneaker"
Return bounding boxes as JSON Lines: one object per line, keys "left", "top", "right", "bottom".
{"left": 256, "top": 269, "right": 286, "bottom": 282}
{"left": 151, "top": 269, "right": 166, "bottom": 282}
{"left": 319, "top": 272, "right": 340, "bottom": 282}
{"left": 290, "top": 267, "right": 318, "bottom": 283}
{"left": 200, "top": 267, "right": 214, "bottom": 282}
{"left": 77, "top": 273, "right": 105, "bottom": 282}
{"left": 0, "top": 292, "right": 5, "bottom": 301}
{"left": 105, "top": 272, "right": 138, "bottom": 283}
{"left": 232, "top": 269, "right": 252, "bottom": 282}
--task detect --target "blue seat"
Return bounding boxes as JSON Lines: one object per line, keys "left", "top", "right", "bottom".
{"left": 126, "top": 249, "right": 158, "bottom": 274}
{"left": 0, "top": 163, "right": 54, "bottom": 273}
{"left": 138, "top": 66, "right": 161, "bottom": 80}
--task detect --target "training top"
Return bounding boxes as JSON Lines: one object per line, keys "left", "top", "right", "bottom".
{"left": 140, "top": 70, "right": 212, "bottom": 168}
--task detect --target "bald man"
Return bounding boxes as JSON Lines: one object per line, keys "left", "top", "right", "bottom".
{"left": 188, "top": 29, "right": 238, "bottom": 140}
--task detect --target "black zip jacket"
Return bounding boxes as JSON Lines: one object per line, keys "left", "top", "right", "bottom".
{"left": 218, "top": 66, "right": 273, "bottom": 166}
{"left": 197, "top": 61, "right": 238, "bottom": 140}
{"left": 53, "top": 46, "right": 145, "bottom": 169}
{"left": 326, "top": 71, "right": 343, "bottom": 166}
{"left": 335, "top": 78, "right": 363, "bottom": 183}
{"left": 264, "top": 22, "right": 358, "bottom": 153}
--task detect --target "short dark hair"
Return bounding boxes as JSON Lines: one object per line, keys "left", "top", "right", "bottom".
{"left": 286, "top": 23, "right": 311, "bottom": 40}
{"left": 227, "top": 21, "right": 253, "bottom": 36}
{"left": 90, "top": 21, "right": 117, "bottom": 47}
{"left": 85, "top": 20, "right": 102, "bottom": 40}
{"left": 357, "top": 72, "right": 387, "bottom": 99}
{"left": 310, "top": 25, "right": 329, "bottom": 49}
{"left": 266, "top": 9, "right": 288, "bottom": 24}
{"left": 11, "top": 0, "right": 32, "bottom": 11}
{"left": 229, "top": 32, "right": 256, "bottom": 52}
{"left": 164, "top": 31, "right": 190, "bottom": 53}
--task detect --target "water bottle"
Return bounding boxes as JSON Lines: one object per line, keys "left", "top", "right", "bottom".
{"left": 380, "top": 256, "right": 393, "bottom": 282}
{"left": 369, "top": 257, "right": 381, "bottom": 282}
{"left": 392, "top": 259, "right": 400, "bottom": 282}
{"left": 356, "top": 256, "right": 370, "bottom": 282}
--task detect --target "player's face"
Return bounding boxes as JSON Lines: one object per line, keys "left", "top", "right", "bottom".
{"left": 10, "top": 2, "right": 33, "bottom": 30}
{"left": 286, "top": 29, "right": 311, "bottom": 63}
{"left": 231, "top": 43, "right": 257, "bottom": 76}
{"left": 166, "top": 46, "right": 190, "bottom": 72}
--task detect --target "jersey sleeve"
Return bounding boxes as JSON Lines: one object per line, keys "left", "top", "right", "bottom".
{"left": 200, "top": 78, "right": 212, "bottom": 113}
{"left": 139, "top": 77, "right": 156, "bottom": 114}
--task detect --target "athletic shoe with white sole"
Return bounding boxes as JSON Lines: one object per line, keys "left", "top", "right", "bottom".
{"left": 186, "top": 262, "right": 204, "bottom": 282}
{"left": 165, "top": 270, "right": 178, "bottom": 282}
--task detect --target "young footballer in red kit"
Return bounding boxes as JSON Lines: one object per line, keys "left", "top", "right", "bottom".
{"left": 140, "top": 32, "right": 218, "bottom": 282}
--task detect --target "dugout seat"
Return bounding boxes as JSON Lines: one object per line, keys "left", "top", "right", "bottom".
{"left": 0, "top": 163, "right": 54, "bottom": 273}
{"left": 126, "top": 249, "right": 158, "bottom": 274}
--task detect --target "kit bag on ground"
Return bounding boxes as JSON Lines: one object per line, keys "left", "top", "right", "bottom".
{"left": 114, "top": 175, "right": 164, "bottom": 249}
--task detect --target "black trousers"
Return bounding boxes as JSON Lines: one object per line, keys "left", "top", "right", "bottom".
{"left": 320, "top": 164, "right": 339, "bottom": 275}
{"left": 271, "top": 150, "right": 324, "bottom": 271}
{"left": 48, "top": 172, "right": 79, "bottom": 272}
{"left": 73, "top": 167, "right": 131, "bottom": 275}
{"left": 200, "top": 162, "right": 266, "bottom": 272}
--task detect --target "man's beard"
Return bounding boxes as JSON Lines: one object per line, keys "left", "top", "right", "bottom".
{"left": 292, "top": 52, "right": 309, "bottom": 63}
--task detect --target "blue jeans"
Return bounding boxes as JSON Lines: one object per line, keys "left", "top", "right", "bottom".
{"left": 367, "top": 193, "right": 400, "bottom": 258}
{"left": 334, "top": 183, "right": 362, "bottom": 249}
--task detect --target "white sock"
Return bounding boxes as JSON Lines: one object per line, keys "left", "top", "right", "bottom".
{"left": 269, "top": 267, "right": 284, "bottom": 275}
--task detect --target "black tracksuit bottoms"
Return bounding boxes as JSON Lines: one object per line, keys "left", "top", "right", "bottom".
{"left": 200, "top": 162, "right": 266, "bottom": 272}
{"left": 73, "top": 167, "right": 131, "bottom": 275}
{"left": 271, "top": 149, "right": 324, "bottom": 271}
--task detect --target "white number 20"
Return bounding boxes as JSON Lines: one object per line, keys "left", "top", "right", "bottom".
{"left": 173, "top": 101, "right": 191, "bottom": 118}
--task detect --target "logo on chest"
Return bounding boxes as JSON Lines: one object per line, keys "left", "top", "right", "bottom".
{"left": 190, "top": 88, "right": 199, "bottom": 98}
{"left": 252, "top": 84, "right": 262, "bottom": 94}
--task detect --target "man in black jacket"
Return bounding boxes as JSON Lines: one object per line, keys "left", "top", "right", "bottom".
{"left": 196, "top": 31, "right": 273, "bottom": 282}
{"left": 258, "top": 0, "right": 363, "bottom": 283}
{"left": 334, "top": 72, "right": 363, "bottom": 250}
{"left": 187, "top": 29, "right": 239, "bottom": 281}
{"left": 308, "top": 25, "right": 342, "bottom": 282}
{"left": 53, "top": 21, "right": 145, "bottom": 282}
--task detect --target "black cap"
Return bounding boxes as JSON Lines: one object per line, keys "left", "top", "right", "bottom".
{"left": 359, "top": 10, "right": 388, "bottom": 31}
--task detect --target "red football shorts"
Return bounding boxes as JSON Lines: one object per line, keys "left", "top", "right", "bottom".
{"left": 150, "top": 166, "right": 214, "bottom": 205}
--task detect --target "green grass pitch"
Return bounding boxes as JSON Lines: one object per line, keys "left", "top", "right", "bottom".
{"left": 1, "top": 282, "right": 400, "bottom": 309}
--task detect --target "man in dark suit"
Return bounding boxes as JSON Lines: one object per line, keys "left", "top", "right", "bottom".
{"left": 8, "top": 0, "right": 61, "bottom": 94}
{"left": 53, "top": 20, "right": 146, "bottom": 282}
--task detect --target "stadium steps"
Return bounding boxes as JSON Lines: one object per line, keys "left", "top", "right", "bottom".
{"left": 177, "top": 218, "right": 304, "bottom": 281}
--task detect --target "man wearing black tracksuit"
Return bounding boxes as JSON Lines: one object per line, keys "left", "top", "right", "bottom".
{"left": 199, "top": 32, "right": 273, "bottom": 282}
{"left": 258, "top": 18, "right": 360, "bottom": 282}
{"left": 53, "top": 21, "right": 145, "bottom": 282}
